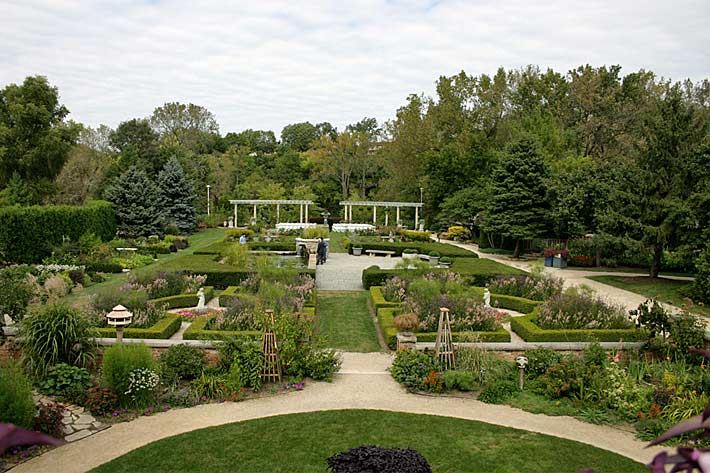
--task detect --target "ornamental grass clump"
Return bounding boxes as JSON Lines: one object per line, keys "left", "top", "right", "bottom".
{"left": 536, "top": 286, "right": 631, "bottom": 330}
{"left": 19, "top": 303, "right": 97, "bottom": 378}
{"left": 0, "top": 361, "right": 35, "bottom": 428}
{"left": 489, "top": 267, "right": 563, "bottom": 301}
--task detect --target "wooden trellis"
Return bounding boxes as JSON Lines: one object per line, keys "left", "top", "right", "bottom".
{"left": 261, "top": 310, "right": 282, "bottom": 383}
{"left": 435, "top": 307, "right": 455, "bottom": 370}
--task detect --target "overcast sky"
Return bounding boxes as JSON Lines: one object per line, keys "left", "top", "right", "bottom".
{"left": 2, "top": 0, "right": 708, "bottom": 136}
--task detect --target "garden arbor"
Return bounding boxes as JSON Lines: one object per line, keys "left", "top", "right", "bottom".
{"left": 229, "top": 199, "right": 314, "bottom": 227}
{"left": 339, "top": 201, "right": 424, "bottom": 228}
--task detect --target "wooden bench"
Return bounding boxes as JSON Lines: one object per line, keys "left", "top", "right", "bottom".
{"left": 366, "top": 249, "right": 395, "bottom": 257}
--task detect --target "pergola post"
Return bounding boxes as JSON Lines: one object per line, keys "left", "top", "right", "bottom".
{"left": 276, "top": 204, "right": 280, "bottom": 224}
{"left": 253, "top": 204, "right": 257, "bottom": 223}
{"left": 234, "top": 204, "right": 238, "bottom": 227}
{"left": 415, "top": 206, "right": 419, "bottom": 229}
{"left": 348, "top": 205, "right": 352, "bottom": 222}
{"left": 373, "top": 206, "right": 377, "bottom": 225}
{"left": 385, "top": 211, "right": 389, "bottom": 227}
{"left": 299, "top": 204, "right": 304, "bottom": 223}
{"left": 396, "top": 207, "right": 400, "bottom": 225}
{"left": 305, "top": 204, "right": 309, "bottom": 223}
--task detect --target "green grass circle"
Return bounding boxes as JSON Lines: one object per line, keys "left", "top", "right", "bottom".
{"left": 93, "top": 409, "right": 646, "bottom": 473}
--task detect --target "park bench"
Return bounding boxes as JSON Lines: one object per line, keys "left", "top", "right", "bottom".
{"left": 366, "top": 249, "right": 395, "bottom": 257}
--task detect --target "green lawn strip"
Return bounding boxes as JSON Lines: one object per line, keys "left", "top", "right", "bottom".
{"left": 568, "top": 266, "right": 693, "bottom": 277}
{"left": 316, "top": 291, "right": 380, "bottom": 352}
{"left": 65, "top": 228, "right": 228, "bottom": 307}
{"left": 587, "top": 275, "right": 708, "bottom": 317}
{"left": 325, "top": 231, "right": 349, "bottom": 253}
{"left": 91, "top": 410, "right": 645, "bottom": 473}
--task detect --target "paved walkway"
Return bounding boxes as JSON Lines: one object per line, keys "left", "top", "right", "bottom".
{"left": 316, "top": 253, "right": 400, "bottom": 290}
{"left": 14, "top": 353, "right": 660, "bottom": 473}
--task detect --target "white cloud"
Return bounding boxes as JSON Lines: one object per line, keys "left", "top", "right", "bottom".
{"left": 1, "top": 0, "right": 708, "bottom": 135}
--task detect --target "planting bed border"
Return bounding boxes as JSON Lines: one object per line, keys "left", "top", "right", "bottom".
{"left": 95, "top": 313, "right": 182, "bottom": 339}
{"left": 150, "top": 287, "right": 216, "bottom": 310}
{"left": 510, "top": 310, "right": 647, "bottom": 342}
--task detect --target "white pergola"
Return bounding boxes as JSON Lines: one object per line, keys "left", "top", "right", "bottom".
{"left": 339, "top": 201, "right": 423, "bottom": 228}
{"left": 229, "top": 199, "right": 315, "bottom": 226}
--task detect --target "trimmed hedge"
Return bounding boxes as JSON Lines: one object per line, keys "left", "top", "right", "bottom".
{"left": 347, "top": 240, "right": 477, "bottom": 258}
{"left": 490, "top": 294, "right": 541, "bottom": 314}
{"left": 399, "top": 230, "right": 431, "bottom": 242}
{"left": 0, "top": 200, "right": 116, "bottom": 263}
{"left": 377, "top": 307, "right": 399, "bottom": 349}
{"left": 150, "top": 287, "right": 215, "bottom": 310}
{"left": 96, "top": 314, "right": 182, "bottom": 339}
{"left": 510, "top": 311, "right": 647, "bottom": 342}
{"left": 86, "top": 261, "right": 124, "bottom": 273}
{"left": 248, "top": 241, "right": 295, "bottom": 252}
{"left": 369, "top": 286, "right": 400, "bottom": 308}
{"left": 183, "top": 306, "right": 316, "bottom": 340}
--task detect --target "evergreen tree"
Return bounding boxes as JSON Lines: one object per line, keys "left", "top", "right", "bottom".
{"left": 157, "top": 158, "right": 197, "bottom": 234}
{"left": 483, "top": 138, "right": 550, "bottom": 258}
{"left": 105, "top": 167, "right": 164, "bottom": 237}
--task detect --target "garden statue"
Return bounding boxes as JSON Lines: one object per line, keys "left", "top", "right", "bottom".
{"left": 197, "top": 288, "right": 206, "bottom": 313}
{"left": 483, "top": 288, "right": 491, "bottom": 307}
{"left": 228, "top": 217, "right": 234, "bottom": 228}
{"left": 2, "top": 314, "right": 14, "bottom": 326}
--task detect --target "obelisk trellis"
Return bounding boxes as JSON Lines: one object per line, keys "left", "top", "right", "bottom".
{"left": 261, "top": 309, "right": 282, "bottom": 383}
{"left": 434, "top": 307, "right": 455, "bottom": 370}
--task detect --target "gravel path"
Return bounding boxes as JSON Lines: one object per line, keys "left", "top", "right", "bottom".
{"left": 14, "top": 353, "right": 660, "bottom": 473}
{"left": 316, "top": 253, "right": 400, "bottom": 290}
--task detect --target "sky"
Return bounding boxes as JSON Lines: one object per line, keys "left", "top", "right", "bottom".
{"left": 1, "top": 0, "right": 709, "bottom": 136}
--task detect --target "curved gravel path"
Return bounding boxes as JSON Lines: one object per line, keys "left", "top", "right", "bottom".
{"left": 14, "top": 353, "right": 660, "bottom": 472}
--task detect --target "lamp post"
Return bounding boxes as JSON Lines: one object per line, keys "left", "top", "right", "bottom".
{"left": 516, "top": 355, "right": 528, "bottom": 390}
{"left": 206, "top": 185, "right": 211, "bottom": 216}
{"left": 107, "top": 305, "right": 133, "bottom": 343}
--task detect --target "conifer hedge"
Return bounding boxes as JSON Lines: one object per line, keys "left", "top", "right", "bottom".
{"left": 0, "top": 200, "right": 116, "bottom": 263}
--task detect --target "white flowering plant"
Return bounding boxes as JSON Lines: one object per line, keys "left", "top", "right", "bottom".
{"left": 125, "top": 368, "right": 160, "bottom": 407}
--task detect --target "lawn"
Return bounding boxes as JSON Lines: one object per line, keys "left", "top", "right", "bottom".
{"left": 91, "top": 410, "right": 646, "bottom": 473}
{"left": 65, "top": 228, "right": 228, "bottom": 307}
{"left": 587, "top": 275, "right": 708, "bottom": 317}
{"left": 316, "top": 291, "right": 381, "bottom": 352}
{"left": 450, "top": 257, "right": 527, "bottom": 277}
{"left": 325, "top": 231, "right": 349, "bottom": 253}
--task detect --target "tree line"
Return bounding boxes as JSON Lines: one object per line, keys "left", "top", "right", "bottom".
{"left": 0, "top": 66, "right": 708, "bottom": 279}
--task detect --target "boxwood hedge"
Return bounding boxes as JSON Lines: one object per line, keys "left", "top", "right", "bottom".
{"left": 96, "top": 314, "right": 182, "bottom": 339}
{"left": 510, "top": 310, "right": 647, "bottom": 342}
{"left": 347, "top": 240, "right": 477, "bottom": 258}
{"left": 0, "top": 200, "right": 116, "bottom": 263}
{"left": 150, "top": 287, "right": 215, "bottom": 310}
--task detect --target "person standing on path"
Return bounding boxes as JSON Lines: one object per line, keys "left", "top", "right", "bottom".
{"left": 316, "top": 237, "right": 326, "bottom": 265}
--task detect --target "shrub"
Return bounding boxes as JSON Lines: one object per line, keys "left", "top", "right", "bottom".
{"left": 669, "top": 312, "right": 706, "bottom": 363}
{"left": 192, "top": 372, "right": 226, "bottom": 400}
{"left": 327, "top": 445, "right": 432, "bottom": 473}
{"left": 302, "top": 227, "right": 329, "bottom": 239}
{"left": 524, "top": 347, "right": 561, "bottom": 377}
{"left": 630, "top": 299, "right": 671, "bottom": 338}
{"left": 488, "top": 268, "right": 563, "bottom": 301}
{"left": 390, "top": 350, "right": 440, "bottom": 391}
{"left": 393, "top": 313, "right": 419, "bottom": 332}
{"left": 160, "top": 386, "right": 200, "bottom": 408}
{"left": 39, "top": 363, "right": 91, "bottom": 404}
{"left": 233, "top": 341, "right": 264, "bottom": 390}
{"left": 442, "top": 370, "right": 476, "bottom": 391}
{"left": 19, "top": 303, "right": 97, "bottom": 378}
{"left": 0, "top": 361, "right": 36, "bottom": 428}
{"left": 479, "top": 379, "right": 518, "bottom": 403}
{"left": 124, "top": 368, "right": 160, "bottom": 407}
{"left": 446, "top": 226, "right": 470, "bottom": 240}
{"left": 225, "top": 228, "right": 255, "bottom": 240}
{"left": 400, "top": 230, "right": 431, "bottom": 242}
{"left": 306, "top": 349, "right": 342, "bottom": 381}
{"left": 0, "top": 266, "right": 36, "bottom": 321}
{"left": 33, "top": 402, "right": 65, "bottom": 438}
{"left": 0, "top": 201, "right": 116, "bottom": 263}
{"left": 102, "top": 343, "right": 156, "bottom": 406}
{"left": 536, "top": 286, "right": 631, "bottom": 330}
{"left": 84, "top": 387, "right": 119, "bottom": 416}
{"left": 160, "top": 344, "right": 206, "bottom": 382}
{"left": 537, "top": 356, "right": 591, "bottom": 399}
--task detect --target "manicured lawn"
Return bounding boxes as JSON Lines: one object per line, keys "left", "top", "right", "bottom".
{"left": 450, "top": 257, "right": 527, "bottom": 277}
{"left": 325, "top": 231, "right": 349, "bottom": 253}
{"left": 91, "top": 410, "right": 646, "bottom": 473}
{"left": 316, "top": 292, "right": 381, "bottom": 352}
{"left": 588, "top": 275, "right": 708, "bottom": 317}
{"left": 66, "top": 228, "right": 228, "bottom": 307}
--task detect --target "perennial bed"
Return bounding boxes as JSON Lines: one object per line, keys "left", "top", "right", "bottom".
{"left": 511, "top": 311, "right": 647, "bottom": 342}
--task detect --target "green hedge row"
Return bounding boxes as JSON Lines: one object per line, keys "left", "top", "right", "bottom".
{"left": 369, "top": 286, "right": 400, "bottom": 308}
{"left": 347, "top": 240, "right": 477, "bottom": 258}
{"left": 95, "top": 314, "right": 182, "bottom": 339}
{"left": 0, "top": 200, "right": 116, "bottom": 263}
{"left": 150, "top": 287, "right": 215, "bottom": 310}
{"left": 183, "top": 306, "right": 317, "bottom": 341}
{"left": 86, "top": 261, "right": 124, "bottom": 273}
{"left": 490, "top": 294, "right": 541, "bottom": 314}
{"left": 181, "top": 268, "right": 316, "bottom": 290}
{"left": 219, "top": 287, "right": 317, "bottom": 308}
{"left": 510, "top": 311, "right": 647, "bottom": 342}
{"left": 249, "top": 241, "right": 295, "bottom": 251}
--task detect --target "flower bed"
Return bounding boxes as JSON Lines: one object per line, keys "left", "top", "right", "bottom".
{"left": 150, "top": 287, "right": 215, "bottom": 310}
{"left": 95, "top": 314, "right": 183, "bottom": 339}
{"left": 510, "top": 310, "right": 646, "bottom": 342}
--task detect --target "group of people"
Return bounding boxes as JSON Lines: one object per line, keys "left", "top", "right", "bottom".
{"left": 316, "top": 237, "right": 328, "bottom": 265}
